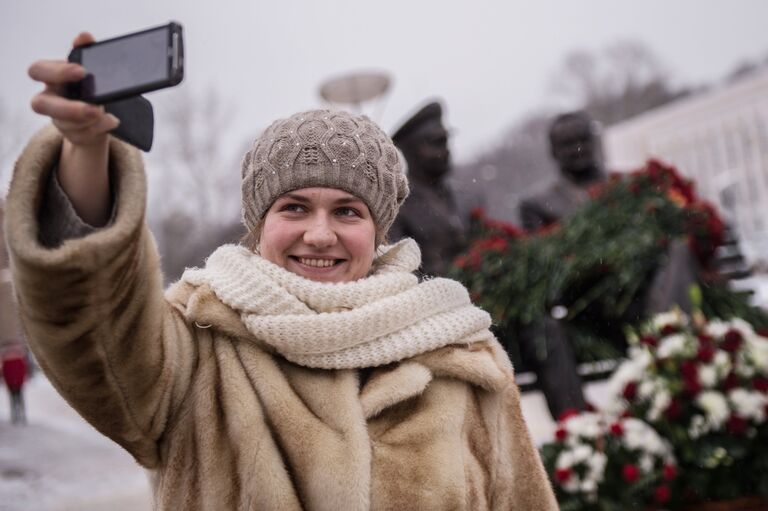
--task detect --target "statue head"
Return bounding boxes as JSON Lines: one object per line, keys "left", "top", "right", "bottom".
{"left": 548, "top": 111, "right": 604, "bottom": 184}
{"left": 392, "top": 101, "right": 451, "bottom": 182}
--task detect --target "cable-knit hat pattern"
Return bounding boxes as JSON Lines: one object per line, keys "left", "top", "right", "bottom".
{"left": 241, "top": 109, "right": 409, "bottom": 236}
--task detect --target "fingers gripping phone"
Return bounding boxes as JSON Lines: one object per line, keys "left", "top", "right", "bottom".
{"left": 65, "top": 22, "right": 185, "bottom": 151}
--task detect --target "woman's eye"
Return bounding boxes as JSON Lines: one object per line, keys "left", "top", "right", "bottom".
{"left": 280, "top": 203, "right": 306, "bottom": 213}
{"left": 336, "top": 207, "right": 360, "bottom": 217}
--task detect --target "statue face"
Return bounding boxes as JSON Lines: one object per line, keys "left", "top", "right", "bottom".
{"left": 407, "top": 120, "right": 451, "bottom": 180}
{"left": 550, "top": 117, "right": 602, "bottom": 181}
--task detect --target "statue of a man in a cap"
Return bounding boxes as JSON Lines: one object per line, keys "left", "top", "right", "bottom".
{"left": 390, "top": 101, "right": 469, "bottom": 276}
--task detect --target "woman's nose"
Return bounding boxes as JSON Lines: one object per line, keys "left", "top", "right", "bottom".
{"left": 303, "top": 217, "right": 337, "bottom": 247}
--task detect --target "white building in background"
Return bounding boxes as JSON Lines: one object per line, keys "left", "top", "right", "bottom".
{"left": 604, "top": 68, "right": 768, "bottom": 265}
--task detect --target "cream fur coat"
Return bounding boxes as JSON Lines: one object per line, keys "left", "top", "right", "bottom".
{"left": 5, "top": 127, "right": 557, "bottom": 511}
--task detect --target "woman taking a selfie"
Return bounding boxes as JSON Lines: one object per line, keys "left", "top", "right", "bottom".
{"left": 6, "top": 32, "right": 557, "bottom": 510}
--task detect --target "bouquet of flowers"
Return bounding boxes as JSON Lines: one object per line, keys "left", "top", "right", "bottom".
{"left": 607, "top": 310, "right": 768, "bottom": 502}
{"left": 450, "top": 159, "right": 740, "bottom": 365}
{"left": 540, "top": 411, "right": 678, "bottom": 510}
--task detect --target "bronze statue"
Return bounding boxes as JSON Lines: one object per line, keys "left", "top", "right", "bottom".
{"left": 389, "top": 102, "right": 468, "bottom": 276}
{"left": 517, "top": 111, "right": 698, "bottom": 419}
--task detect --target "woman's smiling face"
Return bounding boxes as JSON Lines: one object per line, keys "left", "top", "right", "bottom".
{"left": 258, "top": 187, "right": 377, "bottom": 283}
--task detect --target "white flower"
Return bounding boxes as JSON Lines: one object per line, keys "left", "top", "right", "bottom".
{"left": 734, "top": 352, "right": 756, "bottom": 378}
{"left": 653, "top": 310, "right": 685, "bottom": 330}
{"left": 622, "top": 418, "right": 668, "bottom": 456}
{"left": 729, "top": 318, "right": 756, "bottom": 338}
{"left": 580, "top": 479, "right": 597, "bottom": 494}
{"left": 638, "top": 379, "right": 656, "bottom": 399}
{"left": 586, "top": 452, "right": 607, "bottom": 483}
{"left": 571, "top": 444, "right": 594, "bottom": 464}
{"left": 705, "top": 319, "right": 730, "bottom": 338}
{"left": 640, "top": 454, "right": 654, "bottom": 473}
{"left": 699, "top": 365, "right": 718, "bottom": 388}
{"left": 713, "top": 350, "right": 732, "bottom": 377}
{"left": 565, "top": 413, "right": 602, "bottom": 439}
{"left": 745, "top": 336, "right": 768, "bottom": 372}
{"left": 556, "top": 450, "right": 575, "bottom": 470}
{"left": 689, "top": 414, "right": 708, "bottom": 439}
{"left": 696, "top": 391, "right": 730, "bottom": 428}
{"left": 657, "top": 334, "right": 690, "bottom": 358}
{"left": 563, "top": 478, "right": 580, "bottom": 493}
{"left": 728, "top": 389, "right": 767, "bottom": 422}
{"left": 608, "top": 356, "right": 650, "bottom": 400}
{"left": 647, "top": 389, "right": 671, "bottom": 422}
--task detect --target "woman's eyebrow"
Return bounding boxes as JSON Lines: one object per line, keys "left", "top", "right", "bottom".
{"left": 279, "top": 192, "right": 311, "bottom": 203}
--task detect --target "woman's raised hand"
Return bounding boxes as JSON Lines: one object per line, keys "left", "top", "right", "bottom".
{"left": 27, "top": 32, "right": 116, "bottom": 227}
{"left": 28, "top": 32, "right": 120, "bottom": 147}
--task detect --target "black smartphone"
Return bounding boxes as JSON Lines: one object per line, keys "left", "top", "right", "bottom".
{"left": 66, "top": 22, "right": 184, "bottom": 104}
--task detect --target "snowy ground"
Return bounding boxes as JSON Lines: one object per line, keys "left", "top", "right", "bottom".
{"left": 0, "top": 374, "right": 611, "bottom": 510}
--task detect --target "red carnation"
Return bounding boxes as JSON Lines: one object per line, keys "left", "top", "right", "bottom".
{"left": 470, "top": 207, "right": 485, "bottom": 220}
{"left": 684, "top": 378, "right": 702, "bottom": 396}
{"left": 663, "top": 464, "right": 677, "bottom": 481}
{"left": 641, "top": 335, "right": 658, "bottom": 348}
{"left": 722, "top": 373, "right": 740, "bottom": 392}
{"left": 622, "top": 463, "right": 640, "bottom": 483}
{"left": 558, "top": 408, "right": 580, "bottom": 423}
{"left": 753, "top": 376, "right": 768, "bottom": 393}
{"left": 697, "top": 344, "right": 715, "bottom": 364}
{"left": 654, "top": 485, "right": 671, "bottom": 504}
{"left": 661, "top": 324, "right": 678, "bottom": 336}
{"left": 727, "top": 415, "right": 749, "bottom": 436}
{"left": 555, "top": 427, "right": 567, "bottom": 442}
{"left": 681, "top": 360, "right": 698, "bottom": 381}
{"left": 609, "top": 422, "right": 624, "bottom": 437}
{"left": 665, "top": 399, "right": 683, "bottom": 420}
{"left": 722, "top": 330, "right": 743, "bottom": 352}
{"left": 555, "top": 468, "right": 572, "bottom": 484}
{"left": 623, "top": 382, "right": 638, "bottom": 401}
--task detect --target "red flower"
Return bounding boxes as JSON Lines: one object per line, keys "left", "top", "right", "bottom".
{"left": 722, "top": 373, "right": 740, "bottom": 392}
{"left": 683, "top": 378, "right": 702, "bottom": 396}
{"left": 680, "top": 360, "right": 698, "bottom": 381}
{"left": 470, "top": 207, "right": 485, "bottom": 220}
{"left": 555, "top": 427, "right": 567, "bottom": 442}
{"left": 697, "top": 344, "right": 715, "bottom": 364}
{"left": 660, "top": 324, "right": 678, "bottom": 336}
{"left": 665, "top": 399, "right": 683, "bottom": 420}
{"left": 727, "top": 415, "right": 749, "bottom": 435}
{"left": 722, "top": 330, "right": 743, "bottom": 352}
{"left": 555, "top": 468, "right": 572, "bottom": 484}
{"left": 663, "top": 464, "right": 677, "bottom": 481}
{"left": 753, "top": 376, "right": 768, "bottom": 393}
{"left": 622, "top": 464, "right": 640, "bottom": 483}
{"left": 609, "top": 422, "right": 624, "bottom": 437}
{"left": 654, "top": 485, "right": 671, "bottom": 504}
{"left": 558, "top": 408, "right": 580, "bottom": 423}
{"left": 623, "top": 382, "right": 638, "bottom": 401}
{"left": 641, "top": 335, "right": 658, "bottom": 348}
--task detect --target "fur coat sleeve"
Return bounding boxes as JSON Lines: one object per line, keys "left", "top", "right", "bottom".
{"left": 4, "top": 126, "right": 195, "bottom": 468}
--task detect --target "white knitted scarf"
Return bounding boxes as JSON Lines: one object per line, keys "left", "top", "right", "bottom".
{"left": 181, "top": 239, "right": 493, "bottom": 369}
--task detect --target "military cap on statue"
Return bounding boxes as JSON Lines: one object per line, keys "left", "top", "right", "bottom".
{"left": 391, "top": 101, "right": 443, "bottom": 145}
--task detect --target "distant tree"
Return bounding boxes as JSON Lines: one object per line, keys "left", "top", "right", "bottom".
{"left": 550, "top": 40, "right": 688, "bottom": 126}
{"left": 147, "top": 87, "right": 248, "bottom": 282}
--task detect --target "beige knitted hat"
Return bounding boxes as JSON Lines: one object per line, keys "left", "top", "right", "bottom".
{"left": 241, "top": 109, "right": 409, "bottom": 236}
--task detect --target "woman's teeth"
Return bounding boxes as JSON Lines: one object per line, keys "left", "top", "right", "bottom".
{"left": 298, "top": 257, "right": 337, "bottom": 268}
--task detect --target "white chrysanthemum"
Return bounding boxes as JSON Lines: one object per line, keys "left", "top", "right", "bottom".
{"left": 734, "top": 352, "right": 756, "bottom": 378}
{"left": 563, "top": 478, "right": 580, "bottom": 493}
{"left": 571, "top": 444, "right": 594, "bottom": 465}
{"left": 705, "top": 319, "right": 730, "bottom": 338}
{"left": 745, "top": 336, "right": 768, "bottom": 372}
{"left": 556, "top": 450, "right": 575, "bottom": 470}
{"left": 647, "top": 389, "right": 671, "bottom": 422}
{"left": 713, "top": 350, "right": 732, "bottom": 377}
{"left": 622, "top": 418, "right": 668, "bottom": 455}
{"left": 586, "top": 452, "right": 607, "bottom": 483}
{"left": 728, "top": 318, "right": 756, "bottom": 338}
{"left": 696, "top": 391, "right": 730, "bottom": 428}
{"left": 640, "top": 454, "right": 654, "bottom": 473}
{"left": 565, "top": 413, "right": 602, "bottom": 439}
{"left": 657, "top": 334, "right": 690, "bottom": 358}
{"left": 728, "top": 389, "right": 767, "bottom": 422}
{"left": 580, "top": 479, "right": 597, "bottom": 494}
{"left": 608, "top": 355, "right": 651, "bottom": 400}
{"left": 689, "top": 414, "right": 708, "bottom": 439}
{"left": 653, "top": 310, "right": 686, "bottom": 330}
{"left": 699, "top": 365, "right": 718, "bottom": 388}
{"left": 638, "top": 379, "right": 656, "bottom": 399}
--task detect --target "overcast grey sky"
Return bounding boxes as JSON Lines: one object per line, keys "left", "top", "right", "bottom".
{"left": 3, "top": 0, "right": 768, "bottom": 172}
